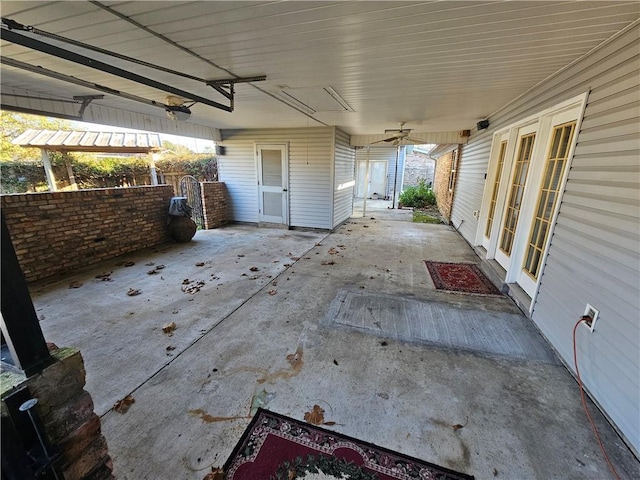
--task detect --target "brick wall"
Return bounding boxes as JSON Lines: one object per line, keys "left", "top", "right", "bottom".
{"left": 1, "top": 186, "right": 174, "bottom": 282}
{"left": 201, "top": 182, "right": 228, "bottom": 229}
{"left": 434, "top": 150, "right": 455, "bottom": 222}
{"left": 1, "top": 347, "right": 115, "bottom": 480}
{"left": 403, "top": 151, "right": 435, "bottom": 188}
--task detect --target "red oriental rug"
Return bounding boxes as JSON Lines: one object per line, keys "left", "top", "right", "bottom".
{"left": 223, "top": 408, "right": 474, "bottom": 480}
{"left": 425, "top": 261, "right": 502, "bottom": 296}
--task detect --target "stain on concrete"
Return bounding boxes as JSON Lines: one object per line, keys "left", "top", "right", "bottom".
{"left": 229, "top": 347, "right": 304, "bottom": 384}
{"left": 188, "top": 409, "right": 249, "bottom": 424}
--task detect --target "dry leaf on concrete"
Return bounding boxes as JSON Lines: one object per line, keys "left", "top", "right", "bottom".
{"left": 304, "top": 405, "right": 325, "bottom": 425}
{"left": 250, "top": 266, "right": 259, "bottom": 272}
{"left": 114, "top": 395, "right": 135, "bottom": 413}
{"left": 126, "top": 288, "right": 141, "bottom": 296}
{"left": 95, "top": 272, "right": 113, "bottom": 281}
{"left": 202, "top": 467, "right": 224, "bottom": 480}
{"left": 452, "top": 416, "right": 469, "bottom": 431}
{"left": 162, "top": 322, "right": 176, "bottom": 334}
{"left": 320, "top": 260, "right": 335, "bottom": 266}
{"left": 124, "top": 261, "right": 135, "bottom": 267}
{"left": 147, "top": 269, "right": 159, "bottom": 275}
{"left": 68, "top": 281, "right": 83, "bottom": 289}
{"left": 268, "top": 289, "right": 277, "bottom": 296}
{"left": 328, "top": 247, "right": 338, "bottom": 255}
{"left": 196, "top": 262, "right": 205, "bottom": 267}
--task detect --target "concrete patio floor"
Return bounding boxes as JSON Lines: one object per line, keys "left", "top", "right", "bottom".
{"left": 31, "top": 204, "right": 638, "bottom": 480}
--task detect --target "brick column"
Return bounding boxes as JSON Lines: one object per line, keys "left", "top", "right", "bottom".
{"left": 200, "top": 182, "right": 229, "bottom": 229}
{"left": 1, "top": 347, "right": 115, "bottom": 480}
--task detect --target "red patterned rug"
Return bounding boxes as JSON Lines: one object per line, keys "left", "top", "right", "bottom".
{"left": 425, "top": 261, "right": 502, "bottom": 296}
{"left": 223, "top": 408, "right": 474, "bottom": 480}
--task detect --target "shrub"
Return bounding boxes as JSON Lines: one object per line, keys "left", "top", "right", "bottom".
{"left": 399, "top": 179, "right": 436, "bottom": 208}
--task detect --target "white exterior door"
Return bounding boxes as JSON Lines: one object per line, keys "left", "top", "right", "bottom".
{"left": 477, "top": 96, "right": 585, "bottom": 305}
{"left": 494, "top": 122, "right": 539, "bottom": 271}
{"left": 357, "top": 161, "right": 387, "bottom": 198}
{"left": 257, "top": 145, "right": 288, "bottom": 224}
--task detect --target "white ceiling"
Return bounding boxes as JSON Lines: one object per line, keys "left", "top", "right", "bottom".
{"left": 1, "top": 1, "right": 639, "bottom": 137}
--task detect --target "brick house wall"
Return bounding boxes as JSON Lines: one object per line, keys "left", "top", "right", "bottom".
{"left": 1, "top": 185, "right": 174, "bottom": 282}
{"left": 200, "top": 182, "right": 228, "bottom": 229}
{"left": 433, "top": 149, "right": 456, "bottom": 223}
{"left": 403, "top": 150, "right": 435, "bottom": 188}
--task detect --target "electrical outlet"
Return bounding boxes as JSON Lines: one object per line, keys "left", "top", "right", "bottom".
{"left": 583, "top": 304, "right": 599, "bottom": 332}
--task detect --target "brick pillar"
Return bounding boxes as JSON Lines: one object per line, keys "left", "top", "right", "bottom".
{"left": 200, "top": 182, "right": 229, "bottom": 229}
{"left": 1, "top": 347, "right": 115, "bottom": 480}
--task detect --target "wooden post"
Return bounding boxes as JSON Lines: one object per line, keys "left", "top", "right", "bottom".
{"left": 149, "top": 152, "right": 159, "bottom": 185}
{"left": 65, "top": 157, "right": 78, "bottom": 190}
{"left": 41, "top": 149, "right": 57, "bottom": 191}
{"left": 0, "top": 213, "right": 53, "bottom": 377}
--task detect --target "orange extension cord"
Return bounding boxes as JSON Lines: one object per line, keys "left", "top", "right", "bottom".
{"left": 572, "top": 318, "right": 621, "bottom": 480}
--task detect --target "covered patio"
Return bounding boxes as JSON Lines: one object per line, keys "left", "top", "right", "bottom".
{"left": 25, "top": 210, "right": 638, "bottom": 479}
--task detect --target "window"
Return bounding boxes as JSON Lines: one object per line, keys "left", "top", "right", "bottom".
{"left": 522, "top": 121, "right": 576, "bottom": 279}
{"left": 485, "top": 141, "right": 507, "bottom": 238}
{"left": 499, "top": 133, "right": 535, "bottom": 255}
{"left": 448, "top": 148, "right": 459, "bottom": 193}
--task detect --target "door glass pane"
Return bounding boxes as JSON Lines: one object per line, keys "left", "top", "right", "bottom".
{"left": 263, "top": 192, "right": 283, "bottom": 217}
{"left": 485, "top": 141, "right": 507, "bottom": 238}
{"left": 522, "top": 121, "right": 576, "bottom": 279}
{"left": 500, "top": 133, "right": 536, "bottom": 255}
{"left": 262, "top": 150, "right": 282, "bottom": 187}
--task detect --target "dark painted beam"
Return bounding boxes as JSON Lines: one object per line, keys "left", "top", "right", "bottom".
{"left": 1, "top": 213, "right": 53, "bottom": 377}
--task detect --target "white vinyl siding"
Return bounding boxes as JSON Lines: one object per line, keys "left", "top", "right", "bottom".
{"left": 218, "top": 127, "right": 334, "bottom": 229}
{"left": 453, "top": 24, "right": 640, "bottom": 454}
{"left": 333, "top": 128, "right": 355, "bottom": 228}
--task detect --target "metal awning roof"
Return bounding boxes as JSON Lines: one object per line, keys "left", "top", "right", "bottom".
{"left": 12, "top": 129, "right": 162, "bottom": 153}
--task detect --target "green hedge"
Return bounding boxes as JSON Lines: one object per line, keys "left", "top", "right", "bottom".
{"left": 399, "top": 179, "right": 436, "bottom": 208}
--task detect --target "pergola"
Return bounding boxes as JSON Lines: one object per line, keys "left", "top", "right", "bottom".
{"left": 12, "top": 129, "right": 162, "bottom": 190}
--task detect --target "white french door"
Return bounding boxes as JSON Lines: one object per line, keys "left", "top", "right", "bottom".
{"left": 257, "top": 144, "right": 288, "bottom": 224}
{"left": 478, "top": 95, "right": 585, "bottom": 304}
{"left": 494, "top": 122, "right": 538, "bottom": 271}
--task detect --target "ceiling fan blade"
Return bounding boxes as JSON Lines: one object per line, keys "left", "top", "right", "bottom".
{"left": 405, "top": 136, "right": 427, "bottom": 144}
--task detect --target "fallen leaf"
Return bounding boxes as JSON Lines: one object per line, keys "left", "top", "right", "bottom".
{"left": 337, "top": 245, "right": 346, "bottom": 248}
{"left": 147, "top": 269, "right": 159, "bottom": 275}
{"left": 283, "top": 263, "right": 292, "bottom": 267}
{"left": 250, "top": 266, "right": 259, "bottom": 272}
{"left": 452, "top": 416, "right": 469, "bottom": 431}
{"left": 272, "top": 280, "right": 278, "bottom": 286}
{"left": 68, "top": 281, "right": 83, "bottom": 289}
{"left": 196, "top": 262, "right": 205, "bottom": 267}
{"left": 237, "top": 254, "right": 245, "bottom": 257}
{"left": 162, "top": 322, "right": 176, "bottom": 334}
{"left": 304, "top": 405, "right": 325, "bottom": 425}
{"left": 328, "top": 247, "right": 338, "bottom": 255}
{"left": 363, "top": 225, "right": 369, "bottom": 228}
{"left": 126, "top": 288, "right": 141, "bottom": 296}
{"left": 113, "top": 395, "right": 135, "bottom": 413}
{"left": 380, "top": 341, "right": 388, "bottom": 346}
{"left": 333, "top": 359, "right": 339, "bottom": 366}
{"left": 166, "top": 345, "right": 176, "bottom": 351}
{"left": 95, "top": 272, "right": 113, "bottom": 281}
{"left": 145, "top": 262, "right": 155, "bottom": 266}
{"left": 370, "top": 217, "right": 376, "bottom": 220}
{"left": 124, "top": 261, "right": 135, "bottom": 267}
{"left": 320, "top": 260, "right": 335, "bottom": 266}
{"left": 492, "top": 468, "right": 498, "bottom": 476}
{"left": 155, "top": 264, "right": 165, "bottom": 270}
{"left": 183, "top": 279, "right": 191, "bottom": 285}
{"left": 202, "top": 467, "right": 224, "bottom": 480}
{"left": 323, "top": 421, "right": 337, "bottom": 426}
{"left": 290, "top": 256, "right": 300, "bottom": 261}
{"left": 268, "top": 289, "right": 277, "bottom": 296}
{"left": 315, "top": 243, "right": 322, "bottom": 246}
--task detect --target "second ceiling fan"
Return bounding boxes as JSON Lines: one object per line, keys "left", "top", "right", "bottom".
{"left": 372, "top": 122, "right": 425, "bottom": 146}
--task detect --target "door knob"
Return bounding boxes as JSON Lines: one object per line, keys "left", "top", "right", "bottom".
{"left": 283, "top": 188, "right": 288, "bottom": 192}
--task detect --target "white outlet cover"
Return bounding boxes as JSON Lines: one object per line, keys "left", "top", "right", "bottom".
{"left": 583, "top": 304, "right": 599, "bottom": 332}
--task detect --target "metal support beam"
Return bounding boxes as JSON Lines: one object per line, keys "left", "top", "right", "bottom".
{"left": 1, "top": 28, "right": 233, "bottom": 112}
{"left": 0, "top": 213, "right": 53, "bottom": 377}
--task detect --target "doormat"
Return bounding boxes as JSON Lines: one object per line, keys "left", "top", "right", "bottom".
{"left": 425, "top": 261, "right": 502, "bottom": 296}
{"left": 224, "top": 408, "right": 474, "bottom": 480}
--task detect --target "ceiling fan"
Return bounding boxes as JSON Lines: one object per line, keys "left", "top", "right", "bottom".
{"left": 371, "top": 122, "right": 425, "bottom": 145}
